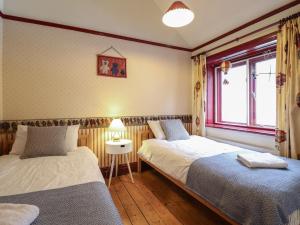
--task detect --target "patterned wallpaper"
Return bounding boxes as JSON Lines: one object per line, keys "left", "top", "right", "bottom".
{"left": 3, "top": 21, "right": 191, "bottom": 120}
{"left": 0, "top": 15, "right": 3, "bottom": 120}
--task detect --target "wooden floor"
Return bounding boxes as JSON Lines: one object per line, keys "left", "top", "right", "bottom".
{"left": 109, "top": 170, "right": 230, "bottom": 225}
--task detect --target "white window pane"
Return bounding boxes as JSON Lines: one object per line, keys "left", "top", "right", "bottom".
{"left": 221, "top": 64, "right": 247, "bottom": 124}
{"left": 255, "top": 58, "right": 276, "bottom": 126}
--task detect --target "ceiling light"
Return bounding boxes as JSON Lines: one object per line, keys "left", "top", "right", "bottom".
{"left": 221, "top": 61, "right": 232, "bottom": 75}
{"left": 162, "top": 1, "right": 194, "bottom": 28}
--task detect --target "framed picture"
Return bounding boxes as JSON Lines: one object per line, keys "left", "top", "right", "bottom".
{"left": 97, "top": 55, "right": 127, "bottom": 78}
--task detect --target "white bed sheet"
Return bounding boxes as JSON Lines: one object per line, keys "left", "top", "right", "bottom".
{"left": 138, "top": 135, "right": 243, "bottom": 184}
{"left": 0, "top": 147, "right": 104, "bottom": 196}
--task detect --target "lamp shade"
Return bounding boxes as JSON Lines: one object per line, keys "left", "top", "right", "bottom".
{"left": 162, "top": 1, "right": 194, "bottom": 28}
{"left": 108, "top": 119, "right": 126, "bottom": 132}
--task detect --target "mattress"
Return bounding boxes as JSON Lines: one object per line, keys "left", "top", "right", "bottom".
{"left": 138, "top": 135, "right": 241, "bottom": 183}
{"left": 0, "top": 147, "right": 104, "bottom": 196}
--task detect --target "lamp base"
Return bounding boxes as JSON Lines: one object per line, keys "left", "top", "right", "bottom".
{"left": 112, "top": 133, "right": 121, "bottom": 142}
{"left": 112, "top": 137, "right": 121, "bottom": 142}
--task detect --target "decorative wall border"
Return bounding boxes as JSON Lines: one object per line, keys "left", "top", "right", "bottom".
{"left": 0, "top": 115, "right": 192, "bottom": 132}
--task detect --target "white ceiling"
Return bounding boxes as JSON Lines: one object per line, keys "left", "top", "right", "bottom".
{"left": 3, "top": 0, "right": 298, "bottom": 49}
{"left": 154, "top": 0, "right": 296, "bottom": 47}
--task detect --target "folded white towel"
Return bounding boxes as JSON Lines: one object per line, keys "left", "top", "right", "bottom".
{"left": 0, "top": 203, "right": 39, "bottom": 225}
{"left": 237, "top": 152, "right": 288, "bottom": 169}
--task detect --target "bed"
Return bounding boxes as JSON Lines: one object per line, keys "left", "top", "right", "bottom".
{"left": 0, "top": 134, "right": 123, "bottom": 225}
{"left": 137, "top": 131, "right": 300, "bottom": 225}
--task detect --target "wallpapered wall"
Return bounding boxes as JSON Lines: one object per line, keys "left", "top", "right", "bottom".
{"left": 2, "top": 20, "right": 192, "bottom": 120}
{"left": 0, "top": 0, "right": 3, "bottom": 120}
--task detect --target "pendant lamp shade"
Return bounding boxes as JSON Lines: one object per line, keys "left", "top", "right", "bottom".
{"left": 221, "top": 61, "right": 232, "bottom": 75}
{"left": 162, "top": 1, "right": 194, "bottom": 28}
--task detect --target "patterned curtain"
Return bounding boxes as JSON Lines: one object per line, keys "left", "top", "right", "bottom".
{"left": 276, "top": 14, "right": 300, "bottom": 159}
{"left": 192, "top": 54, "right": 207, "bottom": 136}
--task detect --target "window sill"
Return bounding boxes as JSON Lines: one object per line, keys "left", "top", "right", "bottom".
{"left": 206, "top": 123, "right": 275, "bottom": 136}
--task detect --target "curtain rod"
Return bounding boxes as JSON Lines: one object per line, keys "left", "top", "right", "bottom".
{"left": 191, "top": 22, "right": 279, "bottom": 59}
{"left": 279, "top": 11, "right": 300, "bottom": 27}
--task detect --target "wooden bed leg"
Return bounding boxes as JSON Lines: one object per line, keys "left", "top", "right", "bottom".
{"left": 137, "top": 158, "right": 142, "bottom": 173}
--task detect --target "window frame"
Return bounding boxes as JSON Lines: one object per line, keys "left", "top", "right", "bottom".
{"left": 216, "top": 61, "right": 249, "bottom": 126}
{"left": 206, "top": 34, "right": 276, "bottom": 136}
{"left": 248, "top": 53, "right": 277, "bottom": 128}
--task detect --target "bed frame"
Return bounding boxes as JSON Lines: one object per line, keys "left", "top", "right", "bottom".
{"left": 137, "top": 130, "right": 239, "bottom": 225}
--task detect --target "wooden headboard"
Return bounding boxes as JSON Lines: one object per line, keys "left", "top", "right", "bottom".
{"left": 137, "top": 129, "right": 154, "bottom": 149}
{"left": 78, "top": 134, "right": 93, "bottom": 149}
{"left": 0, "top": 132, "right": 92, "bottom": 155}
{"left": 0, "top": 132, "right": 15, "bottom": 155}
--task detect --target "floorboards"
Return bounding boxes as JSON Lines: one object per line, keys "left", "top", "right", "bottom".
{"left": 109, "top": 170, "right": 230, "bottom": 225}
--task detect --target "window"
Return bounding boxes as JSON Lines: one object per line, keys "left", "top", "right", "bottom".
{"left": 214, "top": 53, "right": 276, "bottom": 133}
{"left": 251, "top": 57, "right": 276, "bottom": 127}
{"left": 217, "top": 62, "right": 248, "bottom": 124}
{"left": 205, "top": 35, "right": 277, "bottom": 135}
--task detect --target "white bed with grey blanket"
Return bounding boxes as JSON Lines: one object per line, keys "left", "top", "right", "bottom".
{"left": 138, "top": 135, "right": 300, "bottom": 225}
{"left": 0, "top": 147, "right": 122, "bottom": 225}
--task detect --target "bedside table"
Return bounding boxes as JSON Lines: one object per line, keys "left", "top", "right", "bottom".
{"left": 106, "top": 139, "right": 134, "bottom": 187}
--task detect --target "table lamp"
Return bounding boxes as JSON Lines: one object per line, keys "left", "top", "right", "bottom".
{"left": 108, "top": 118, "right": 126, "bottom": 142}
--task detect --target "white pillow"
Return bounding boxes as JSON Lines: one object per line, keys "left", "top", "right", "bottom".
{"left": 10, "top": 124, "right": 80, "bottom": 155}
{"left": 65, "top": 124, "right": 80, "bottom": 151}
{"left": 10, "top": 125, "right": 28, "bottom": 155}
{"left": 147, "top": 120, "right": 166, "bottom": 140}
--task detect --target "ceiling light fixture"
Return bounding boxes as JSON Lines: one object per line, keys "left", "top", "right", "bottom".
{"left": 162, "top": 1, "right": 194, "bottom": 28}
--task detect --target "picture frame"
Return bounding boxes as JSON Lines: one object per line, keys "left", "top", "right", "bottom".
{"left": 97, "top": 55, "right": 127, "bottom": 78}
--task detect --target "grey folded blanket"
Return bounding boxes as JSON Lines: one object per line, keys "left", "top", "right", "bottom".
{"left": 186, "top": 152, "right": 300, "bottom": 225}
{"left": 0, "top": 182, "right": 123, "bottom": 225}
